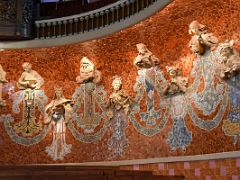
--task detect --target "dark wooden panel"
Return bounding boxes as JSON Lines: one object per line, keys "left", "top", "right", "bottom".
{"left": 0, "top": 0, "right": 35, "bottom": 40}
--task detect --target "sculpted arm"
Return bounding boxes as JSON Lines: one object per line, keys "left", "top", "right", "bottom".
{"left": 76, "top": 75, "right": 84, "bottom": 84}
{"left": 0, "top": 65, "right": 7, "bottom": 82}
{"left": 150, "top": 55, "right": 160, "bottom": 66}
{"left": 105, "top": 98, "right": 111, "bottom": 108}
{"left": 17, "top": 72, "right": 28, "bottom": 88}
{"left": 63, "top": 103, "right": 73, "bottom": 124}
{"left": 44, "top": 102, "right": 53, "bottom": 124}
{"left": 33, "top": 71, "right": 44, "bottom": 89}
{"left": 162, "top": 83, "right": 170, "bottom": 95}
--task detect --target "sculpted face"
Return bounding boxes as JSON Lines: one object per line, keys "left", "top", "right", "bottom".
{"left": 80, "top": 57, "right": 94, "bottom": 74}
{"left": 80, "top": 57, "right": 95, "bottom": 81}
{"left": 112, "top": 78, "right": 122, "bottom": 91}
{"left": 55, "top": 89, "right": 62, "bottom": 99}
{"left": 220, "top": 47, "right": 233, "bottom": 59}
{"left": 137, "top": 43, "right": 147, "bottom": 54}
{"left": 219, "top": 41, "right": 234, "bottom": 59}
{"left": 166, "top": 66, "right": 178, "bottom": 78}
{"left": 22, "top": 62, "right": 32, "bottom": 72}
{"left": 218, "top": 40, "right": 240, "bottom": 79}
{"left": 134, "top": 43, "right": 160, "bottom": 68}
{"left": 189, "top": 20, "right": 206, "bottom": 35}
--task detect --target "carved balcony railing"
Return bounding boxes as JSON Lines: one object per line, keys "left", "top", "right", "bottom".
{"left": 0, "top": 0, "right": 171, "bottom": 48}
{"left": 35, "top": 0, "right": 160, "bottom": 39}
{"left": 38, "top": 0, "right": 119, "bottom": 19}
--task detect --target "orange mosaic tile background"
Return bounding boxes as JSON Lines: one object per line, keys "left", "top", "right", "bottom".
{"left": 0, "top": 0, "right": 240, "bottom": 164}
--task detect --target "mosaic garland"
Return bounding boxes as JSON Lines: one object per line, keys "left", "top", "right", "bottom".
{"left": 0, "top": 48, "right": 239, "bottom": 159}
{"left": 130, "top": 67, "right": 170, "bottom": 137}
{"left": 0, "top": 114, "right": 50, "bottom": 146}
{"left": 69, "top": 82, "right": 110, "bottom": 143}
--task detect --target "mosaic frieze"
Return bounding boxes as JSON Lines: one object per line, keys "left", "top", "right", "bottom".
{"left": 185, "top": 49, "right": 228, "bottom": 131}
{"left": 0, "top": 114, "right": 50, "bottom": 146}
{"left": 189, "top": 50, "right": 224, "bottom": 116}
{"left": 1, "top": 4, "right": 240, "bottom": 163}
{"left": 0, "top": 43, "right": 238, "bottom": 161}
{"left": 108, "top": 109, "right": 129, "bottom": 158}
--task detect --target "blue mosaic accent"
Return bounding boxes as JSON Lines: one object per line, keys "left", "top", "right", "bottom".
{"left": 167, "top": 117, "right": 192, "bottom": 151}
{"left": 136, "top": 67, "right": 162, "bottom": 126}
{"left": 187, "top": 50, "right": 228, "bottom": 131}
{"left": 130, "top": 67, "right": 170, "bottom": 136}
{"left": 190, "top": 51, "right": 224, "bottom": 116}
{"left": 166, "top": 94, "right": 192, "bottom": 151}
{"left": 108, "top": 110, "right": 128, "bottom": 158}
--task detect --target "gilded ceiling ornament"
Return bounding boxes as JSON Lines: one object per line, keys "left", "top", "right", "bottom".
{"left": 189, "top": 20, "right": 218, "bottom": 55}
{"left": 0, "top": 64, "right": 8, "bottom": 106}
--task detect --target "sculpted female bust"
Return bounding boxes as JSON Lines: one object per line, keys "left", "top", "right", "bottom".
{"left": 163, "top": 66, "right": 188, "bottom": 96}
{"left": 107, "top": 76, "right": 132, "bottom": 116}
{"left": 218, "top": 40, "right": 240, "bottom": 79}
{"left": 134, "top": 43, "right": 160, "bottom": 69}
{"left": 188, "top": 20, "right": 218, "bottom": 55}
{"left": 17, "top": 62, "right": 44, "bottom": 90}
